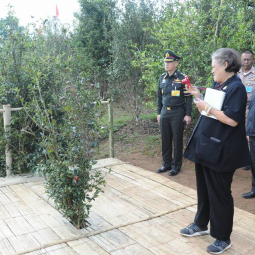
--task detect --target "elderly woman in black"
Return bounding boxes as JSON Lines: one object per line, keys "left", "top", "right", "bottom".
{"left": 180, "top": 48, "right": 250, "bottom": 254}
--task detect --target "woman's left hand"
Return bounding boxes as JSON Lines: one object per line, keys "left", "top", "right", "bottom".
{"left": 194, "top": 98, "right": 208, "bottom": 113}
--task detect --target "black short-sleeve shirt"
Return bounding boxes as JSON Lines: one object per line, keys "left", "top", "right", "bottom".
{"left": 184, "top": 75, "right": 250, "bottom": 172}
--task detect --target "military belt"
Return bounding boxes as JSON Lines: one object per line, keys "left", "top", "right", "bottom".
{"left": 164, "top": 106, "right": 184, "bottom": 111}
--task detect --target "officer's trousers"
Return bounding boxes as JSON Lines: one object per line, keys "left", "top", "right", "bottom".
{"left": 194, "top": 163, "right": 235, "bottom": 241}
{"left": 249, "top": 136, "right": 255, "bottom": 192}
{"left": 160, "top": 107, "right": 185, "bottom": 170}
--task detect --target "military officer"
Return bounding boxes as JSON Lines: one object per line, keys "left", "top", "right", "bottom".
{"left": 156, "top": 50, "right": 192, "bottom": 176}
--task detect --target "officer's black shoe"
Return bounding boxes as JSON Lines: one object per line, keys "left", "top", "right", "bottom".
{"left": 168, "top": 169, "right": 180, "bottom": 176}
{"left": 242, "top": 166, "right": 250, "bottom": 170}
{"left": 157, "top": 166, "right": 171, "bottom": 173}
{"left": 242, "top": 191, "right": 255, "bottom": 199}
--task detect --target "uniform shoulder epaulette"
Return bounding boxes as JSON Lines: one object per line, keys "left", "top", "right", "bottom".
{"left": 178, "top": 71, "right": 186, "bottom": 77}
{"left": 161, "top": 72, "right": 167, "bottom": 79}
{"left": 174, "top": 70, "right": 185, "bottom": 79}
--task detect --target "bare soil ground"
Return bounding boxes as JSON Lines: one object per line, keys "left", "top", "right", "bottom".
{"left": 98, "top": 117, "right": 255, "bottom": 215}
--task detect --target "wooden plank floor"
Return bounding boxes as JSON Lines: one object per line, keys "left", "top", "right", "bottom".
{"left": 0, "top": 158, "right": 254, "bottom": 255}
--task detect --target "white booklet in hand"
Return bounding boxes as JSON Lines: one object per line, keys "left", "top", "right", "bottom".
{"left": 201, "top": 88, "right": 226, "bottom": 119}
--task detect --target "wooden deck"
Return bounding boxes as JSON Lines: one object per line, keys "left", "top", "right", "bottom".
{"left": 0, "top": 158, "right": 254, "bottom": 255}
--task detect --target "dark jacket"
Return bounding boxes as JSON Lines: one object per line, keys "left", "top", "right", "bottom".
{"left": 157, "top": 70, "right": 192, "bottom": 116}
{"left": 184, "top": 75, "right": 250, "bottom": 172}
{"left": 247, "top": 92, "right": 255, "bottom": 137}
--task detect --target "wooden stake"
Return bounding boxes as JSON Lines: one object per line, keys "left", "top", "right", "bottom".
{"left": 0, "top": 104, "right": 22, "bottom": 176}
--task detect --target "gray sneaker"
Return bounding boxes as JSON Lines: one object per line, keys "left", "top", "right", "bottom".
{"left": 207, "top": 240, "right": 231, "bottom": 254}
{"left": 180, "top": 223, "right": 209, "bottom": 237}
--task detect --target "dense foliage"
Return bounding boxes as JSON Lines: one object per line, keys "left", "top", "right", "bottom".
{"left": 76, "top": 0, "right": 117, "bottom": 98}
{"left": 0, "top": 13, "right": 105, "bottom": 228}
{"left": 76, "top": 0, "right": 255, "bottom": 121}
{"left": 108, "top": 0, "right": 157, "bottom": 123}
{"left": 133, "top": 0, "right": 255, "bottom": 114}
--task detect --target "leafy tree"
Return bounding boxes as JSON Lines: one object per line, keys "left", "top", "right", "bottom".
{"left": 134, "top": 0, "right": 255, "bottom": 119}
{"left": 0, "top": 11, "right": 106, "bottom": 228}
{"left": 0, "top": 14, "right": 40, "bottom": 175}
{"left": 75, "top": 0, "right": 117, "bottom": 98}
{"left": 109, "top": 0, "right": 157, "bottom": 123}
{"left": 23, "top": 74, "right": 105, "bottom": 229}
{"left": 0, "top": 13, "right": 24, "bottom": 40}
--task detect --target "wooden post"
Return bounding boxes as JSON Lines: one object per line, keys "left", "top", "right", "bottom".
{"left": 101, "top": 100, "right": 114, "bottom": 158}
{"left": 108, "top": 99, "right": 114, "bottom": 158}
{"left": 0, "top": 104, "right": 22, "bottom": 177}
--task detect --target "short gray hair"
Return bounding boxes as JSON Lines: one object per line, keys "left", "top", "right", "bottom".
{"left": 212, "top": 48, "right": 241, "bottom": 73}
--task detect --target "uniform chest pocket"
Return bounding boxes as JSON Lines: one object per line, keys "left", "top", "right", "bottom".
{"left": 172, "top": 82, "right": 182, "bottom": 90}
{"left": 195, "top": 134, "right": 222, "bottom": 165}
{"left": 171, "top": 82, "right": 183, "bottom": 96}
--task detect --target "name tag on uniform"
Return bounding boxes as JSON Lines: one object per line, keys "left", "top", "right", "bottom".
{"left": 246, "top": 86, "right": 252, "bottom": 93}
{"left": 171, "top": 90, "right": 180, "bottom": 96}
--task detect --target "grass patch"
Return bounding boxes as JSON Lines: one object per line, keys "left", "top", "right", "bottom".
{"left": 116, "top": 133, "right": 127, "bottom": 142}
{"left": 144, "top": 135, "right": 161, "bottom": 156}
{"left": 100, "top": 108, "right": 132, "bottom": 132}
{"left": 145, "top": 135, "right": 160, "bottom": 147}
{"left": 100, "top": 105, "right": 156, "bottom": 136}
{"left": 125, "top": 145, "right": 140, "bottom": 155}
{"left": 140, "top": 112, "right": 157, "bottom": 121}
{"left": 114, "top": 115, "right": 132, "bottom": 130}
{"left": 126, "top": 133, "right": 139, "bottom": 143}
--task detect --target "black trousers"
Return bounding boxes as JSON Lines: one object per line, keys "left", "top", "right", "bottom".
{"left": 249, "top": 136, "right": 255, "bottom": 192}
{"left": 194, "top": 163, "right": 235, "bottom": 241}
{"left": 160, "top": 107, "right": 185, "bottom": 170}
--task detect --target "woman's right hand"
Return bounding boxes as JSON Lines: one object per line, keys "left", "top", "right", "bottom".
{"left": 185, "top": 84, "right": 200, "bottom": 99}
